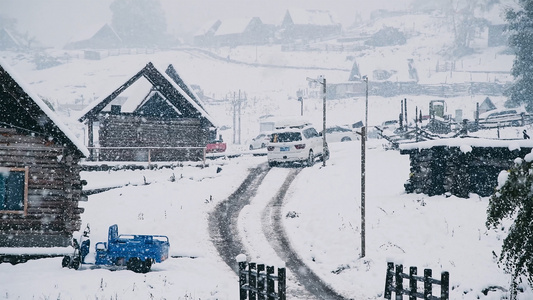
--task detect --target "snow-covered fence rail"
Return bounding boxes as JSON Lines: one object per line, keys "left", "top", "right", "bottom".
{"left": 238, "top": 260, "right": 286, "bottom": 300}
{"left": 87, "top": 146, "right": 206, "bottom": 165}
{"left": 384, "top": 262, "right": 449, "bottom": 300}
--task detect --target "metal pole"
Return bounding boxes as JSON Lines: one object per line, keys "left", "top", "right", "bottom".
{"left": 323, "top": 77, "right": 327, "bottom": 167}
{"left": 361, "top": 126, "right": 366, "bottom": 258}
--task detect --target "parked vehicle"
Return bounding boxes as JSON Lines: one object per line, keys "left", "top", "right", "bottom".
{"left": 322, "top": 126, "right": 359, "bottom": 143}
{"left": 249, "top": 133, "right": 271, "bottom": 150}
{"left": 62, "top": 224, "right": 170, "bottom": 273}
{"left": 206, "top": 139, "right": 227, "bottom": 153}
{"left": 267, "top": 123, "right": 328, "bottom": 167}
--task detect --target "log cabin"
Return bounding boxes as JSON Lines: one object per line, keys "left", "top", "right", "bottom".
{"left": 78, "top": 62, "right": 217, "bottom": 162}
{"left": 0, "top": 60, "right": 89, "bottom": 247}
{"left": 400, "top": 138, "right": 533, "bottom": 198}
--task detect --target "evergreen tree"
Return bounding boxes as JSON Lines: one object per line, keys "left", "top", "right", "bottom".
{"left": 109, "top": 0, "right": 167, "bottom": 48}
{"left": 505, "top": 0, "right": 533, "bottom": 110}
{"left": 486, "top": 155, "right": 533, "bottom": 299}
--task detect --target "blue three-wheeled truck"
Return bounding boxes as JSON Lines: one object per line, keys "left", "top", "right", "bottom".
{"left": 62, "top": 224, "right": 170, "bottom": 273}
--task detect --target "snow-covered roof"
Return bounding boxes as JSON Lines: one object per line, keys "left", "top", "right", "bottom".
{"left": 194, "top": 19, "right": 221, "bottom": 36}
{"left": 0, "top": 58, "right": 90, "bottom": 157}
{"left": 215, "top": 18, "right": 254, "bottom": 36}
{"left": 286, "top": 8, "right": 339, "bottom": 26}
{"left": 78, "top": 62, "right": 216, "bottom": 127}
{"left": 399, "top": 137, "right": 533, "bottom": 151}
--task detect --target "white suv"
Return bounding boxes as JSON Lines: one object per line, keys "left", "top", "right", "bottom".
{"left": 267, "top": 124, "right": 328, "bottom": 167}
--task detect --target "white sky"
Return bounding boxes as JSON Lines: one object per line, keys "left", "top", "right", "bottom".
{"left": 0, "top": 0, "right": 412, "bottom": 47}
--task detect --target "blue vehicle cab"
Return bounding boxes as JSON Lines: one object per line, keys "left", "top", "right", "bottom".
{"left": 62, "top": 224, "right": 170, "bottom": 273}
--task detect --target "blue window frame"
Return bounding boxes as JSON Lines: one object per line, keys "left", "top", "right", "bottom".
{"left": 0, "top": 167, "right": 28, "bottom": 214}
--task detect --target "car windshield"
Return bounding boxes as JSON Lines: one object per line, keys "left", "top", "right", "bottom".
{"left": 271, "top": 132, "right": 302, "bottom": 143}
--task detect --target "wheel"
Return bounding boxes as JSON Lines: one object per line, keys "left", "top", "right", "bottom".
{"left": 127, "top": 257, "right": 144, "bottom": 273}
{"left": 61, "top": 256, "right": 71, "bottom": 268}
{"left": 71, "top": 257, "right": 81, "bottom": 270}
{"left": 141, "top": 259, "right": 152, "bottom": 273}
{"left": 306, "top": 150, "right": 314, "bottom": 167}
{"left": 268, "top": 161, "right": 277, "bottom": 168}
{"left": 249, "top": 145, "right": 254, "bottom": 150}
{"left": 260, "top": 143, "right": 265, "bottom": 148}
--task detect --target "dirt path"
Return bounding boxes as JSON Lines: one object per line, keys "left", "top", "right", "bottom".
{"left": 209, "top": 164, "right": 348, "bottom": 299}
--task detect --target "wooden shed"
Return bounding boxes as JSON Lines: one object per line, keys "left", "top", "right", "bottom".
{"left": 400, "top": 138, "right": 533, "bottom": 198}
{"left": 78, "top": 62, "right": 216, "bottom": 162}
{"left": 0, "top": 61, "right": 89, "bottom": 247}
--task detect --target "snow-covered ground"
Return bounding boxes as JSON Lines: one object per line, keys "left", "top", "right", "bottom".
{"left": 0, "top": 5, "right": 531, "bottom": 298}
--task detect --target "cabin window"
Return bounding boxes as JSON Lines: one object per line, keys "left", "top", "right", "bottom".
{"left": 0, "top": 167, "right": 28, "bottom": 214}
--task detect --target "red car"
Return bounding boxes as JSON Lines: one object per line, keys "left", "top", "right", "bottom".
{"left": 206, "top": 140, "right": 227, "bottom": 153}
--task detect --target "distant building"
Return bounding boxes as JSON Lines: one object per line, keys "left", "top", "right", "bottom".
{"left": 78, "top": 62, "right": 217, "bottom": 162}
{"left": 64, "top": 23, "right": 123, "bottom": 50}
{"left": 479, "top": 97, "right": 497, "bottom": 115}
{"left": 0, "top": 28, "right": 23, "bottom": 51}
{"left": 488, "top": 24, "right": 508, "bottom": 47}
{"left": 193, "top": 20, "right": 222, "bottom": 47}
{"left": 0, "top": 60, "right": 89, "bottom": 247}
{"left": 213, "top": 17, "right": 274, "bottom": 47}
{"left": 280, "top": 9, "right": 341, "bottom": 42}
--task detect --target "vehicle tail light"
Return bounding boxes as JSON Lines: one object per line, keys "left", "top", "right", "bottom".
{"left": 267, "top": 146, "right": 275, "bottom": 151}
{"left": 294, "top": 144, "right": 306, "bottom": 149}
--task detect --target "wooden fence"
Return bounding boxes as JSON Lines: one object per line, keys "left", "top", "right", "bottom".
{"left": 384, "top": 262, "right": 449, "bottom": 300}
{"left": 238, "top": 261, "right": 286, "bottom": 300}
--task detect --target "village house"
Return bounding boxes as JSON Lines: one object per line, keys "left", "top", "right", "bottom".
{"left": 0, "top": 60, "right": 89, "bottom": 248}
{"left": 212, "top": 17, "right": 274, "bottom": 47}
{"left": 78, "top": 62, "right": 217, "bottom": 162}
{"left": 280, "top": 9, "right": 341, "bottom": 42}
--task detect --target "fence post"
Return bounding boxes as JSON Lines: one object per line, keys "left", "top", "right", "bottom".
{"left": 257, "top": 264, "right": 265, "bottom": 300}
{"left": 395, "top": 264, "right": 404, "bottom": 300}
{"left": 409, "top": 266, "right": 417, "bottom": 300}
{"left": 239, "top": 261, "right": 247, "bottom": 300}
{"left": 249, "top": 262, "right": 257, "bottom": 300}
{"left": 441, "top": 271, "right": 449, "bottom": 300}
{"left": 424, "top": 268, "right": 432, "bottom": 300}
{"left": 278, "top": 267, "right": 286, "bottom": 300}
{"left": 266, "top": 265, "right": 275, "bottom": 300}
{"left": 384, "top": 262, "right": 394, "bottom": 299}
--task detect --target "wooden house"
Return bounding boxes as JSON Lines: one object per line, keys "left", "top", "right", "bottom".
{"left": 193, "top": 20, "right": 222, "bottom": 47}
{"left": 0, "top": 60, "right": 89, "bottom": 247}
{"left": 78, "top": 62, "right": 217, "bottom": 162}
{"left": 400, "top": 138, "right": 533, "bottom": 198}
{"left": 280, "top": 9, "right": 341, "bottom": 42}
{"left": 213, "top": 17, "right": 274, "bottom": 47}
{"left": 64, "top": 23, "right": 123, "bottom": 51}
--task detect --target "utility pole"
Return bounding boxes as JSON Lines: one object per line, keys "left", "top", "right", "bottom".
{"left": 361, "top": 126, "right": 366, "bottom": 258}
{"left": 322, "top": 77, "right": 327, "bottom": 167}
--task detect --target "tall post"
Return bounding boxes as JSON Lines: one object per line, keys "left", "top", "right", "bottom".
{"left": 232, "top": 92, "right": 236, "bottom": 144}
{"left": 322, "top": 77, "right": 327, "bottom": 167}
{"left": 364, "top": 76, "right": 369, "bottom": 141}
{"left": 87, "top": 119, "right": 94, "bottom": 160}
{"left": 238, "top": 90, "right": 242, "bottom": 145}
{"left": 361, "top": 126, "right": 366, "bottom": 257}
{"left": 404, "top": 98, "right": 408, "bottom": 131}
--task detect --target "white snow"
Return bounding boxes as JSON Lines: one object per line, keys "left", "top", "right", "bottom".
{"left": 0, "top": 3, "right": 532, "bottom": 298}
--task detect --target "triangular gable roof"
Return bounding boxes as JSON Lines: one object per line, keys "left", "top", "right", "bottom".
{"left": 215, "top": 18, "right": 255, "bottom": 36}
{"left": 285, "top": 9, "right": 339, "bottom": 26}
{"left": 0, "top": 28, "right": 22, "bottom": 50}
{"left": 194, "top": 19, "right": 222, "bottom": 37}
{"left": 64, "top": 23, "right": 122, "bottom": 50}
{"left": 165, "top": 64, "right": 206, "bottom": 111}
{"left": 0, "top": 59, "right": 89, "bottom": 157}
{"left": 78, "top": 62, "right": 216, "bottom": 127}
{"left": 480, "top": 97, "right": 497, "bottom": 111}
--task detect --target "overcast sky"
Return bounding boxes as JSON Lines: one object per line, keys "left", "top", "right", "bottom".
{"left": 0, "top": 0, "right": 413, "bottom": 48}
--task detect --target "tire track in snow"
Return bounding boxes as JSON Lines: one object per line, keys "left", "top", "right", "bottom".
{"left": 209, "top": 164, "right": 347, "bottom": 299}
{"left": 262, "top": 168, "right": 347, "bottom": 300}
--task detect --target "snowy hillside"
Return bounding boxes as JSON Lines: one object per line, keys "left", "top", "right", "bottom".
{"left": 1, "top": 6, "right": 531, "bottom": 299}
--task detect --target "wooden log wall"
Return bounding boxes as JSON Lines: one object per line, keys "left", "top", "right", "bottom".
{"left": 98, "top": 115, "right": 208, "bottom": 161}
{"left": 0, "top": 128, "right": 84, "bottom": 247}
{"left": 402, "top": 145, "right": 533, "bottom": 198}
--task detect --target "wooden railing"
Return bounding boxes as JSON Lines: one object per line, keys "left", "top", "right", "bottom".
{"left": 384, "top": 262, "right": 449, "bottom": 300}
